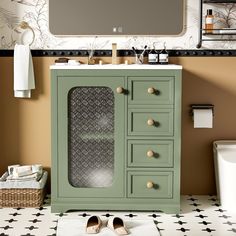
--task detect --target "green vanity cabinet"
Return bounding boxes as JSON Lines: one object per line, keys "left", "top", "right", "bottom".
{"left": 51, "top": 66, "right": 182, "bottom": 213}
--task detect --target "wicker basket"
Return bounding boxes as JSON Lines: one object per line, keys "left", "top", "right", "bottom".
{"left": 0, "top": 171, "right": 47, "bottom": 208}
{"left": 0, "top": 187, "right": 45, "bottom": 207}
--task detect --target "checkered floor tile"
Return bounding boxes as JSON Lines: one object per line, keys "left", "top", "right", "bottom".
{"left": 0, "top": 195, "right": 236, "bottom": 236}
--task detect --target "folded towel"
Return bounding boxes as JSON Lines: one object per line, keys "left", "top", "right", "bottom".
{"left": 6, "top": 172, "right": 43, "bottom": 182}
{"left": 14, "top": 44, "right": 35, "bottom": 98}
{"left": 0, "top": 171, "right": 48, "bottom": 189}
{"left": 0, "top": 172, "right": 8, "bottom": 182}
{"left": 32, "top": 164, "right": 43, "bottom": 175}
{"left": 8, "top": 164, "right": 43, "bottom": 178}
{"left": 8, "top": 164, "right": 20, "bottom": 175}
{"left": 13, "top": 165, "right": 32, "bottom": 177}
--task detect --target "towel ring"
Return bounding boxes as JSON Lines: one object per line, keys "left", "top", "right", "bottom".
{"left": 14, "top": 21, "right": 35, "bottom": 46}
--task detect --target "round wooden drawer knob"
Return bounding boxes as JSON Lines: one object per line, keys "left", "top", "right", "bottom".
{"left": 147, "top": 150, "right": 154, "bottom": 157}
{"left": 147, "top": 87, "right": 155, "bottom": 94}
{"left": 116, "top": 87, "right": 124, "bottom": 94}
{"left": 147, "top": 119, "right": 155, "bottom": 126}
{"left": 146, "top": 181, "right": 154, "bottom": 189}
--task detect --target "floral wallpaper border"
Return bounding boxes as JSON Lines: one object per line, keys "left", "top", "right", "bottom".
{"left": 1, "top": 0, "right": 236, "bottom": 50}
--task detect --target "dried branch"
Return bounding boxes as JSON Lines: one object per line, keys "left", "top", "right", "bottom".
{"left": 214, "top": 3, "right": 236, "bottom": 28}
{"left": 23, "top": 0, "right": 64, "bottom": 48}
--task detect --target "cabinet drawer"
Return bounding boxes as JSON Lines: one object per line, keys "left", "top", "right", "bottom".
{"left": 128, "top": 109, "right": 173, "bottom": 136}
{"left": 128, "top": 77, "right": 174, "bottom": 105}
{"left": 128, "top": 140, "right": 173, "bottom": 167}
{"left": 128, "top": 171, "right": 173, "bottom": 198}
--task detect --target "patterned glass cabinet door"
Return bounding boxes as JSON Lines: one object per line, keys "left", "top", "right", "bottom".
{"left": 54, "top": 76, "right": 125, "bottom": 198}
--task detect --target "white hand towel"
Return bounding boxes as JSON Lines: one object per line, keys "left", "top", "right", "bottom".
{"left": 8, "top": 164, "right": 20, "bottom": 175}
{"left": 13, "top": 165, "right": 32, "bottom": 177}
{"left": 6, "top": 172, "right": 43, "bottom": 182}
{"left": 14, "top": 44, "right": 35, "bottom": 98}
{"left": 32, "top": 164, "right": 43, "bottom": 174}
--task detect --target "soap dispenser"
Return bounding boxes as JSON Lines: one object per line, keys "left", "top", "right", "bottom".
{"left": 148, "top": 43, "right": 158, "bottom": 64}
{"left": 159, "top": 42, "right": 169, "bottom": 65}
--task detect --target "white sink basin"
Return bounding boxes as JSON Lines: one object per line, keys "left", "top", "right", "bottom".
{"left": 50, "top": 64, "right": 182, "bottom": 70}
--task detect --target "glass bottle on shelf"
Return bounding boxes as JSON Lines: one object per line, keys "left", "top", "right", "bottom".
{"left": 205, "top": 9, "right": 214, "bottom": 34}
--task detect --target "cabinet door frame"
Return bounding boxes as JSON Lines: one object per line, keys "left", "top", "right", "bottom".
{"left": 52, "top": 75, "right": 125, "bottom": 198}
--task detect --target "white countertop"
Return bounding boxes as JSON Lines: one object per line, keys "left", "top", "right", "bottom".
{"left": 50, "top": 64, "right": 182, "bottom": 70}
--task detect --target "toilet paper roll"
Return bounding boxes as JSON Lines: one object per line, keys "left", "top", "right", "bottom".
{"left": 193, "top": 109, "right": 213, "bottom": 128}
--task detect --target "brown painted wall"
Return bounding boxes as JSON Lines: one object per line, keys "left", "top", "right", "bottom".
{"left": 0, "top": 56, "right": 236, "bottom": 194}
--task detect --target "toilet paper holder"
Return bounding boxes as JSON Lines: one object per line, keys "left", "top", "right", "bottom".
{"left": 190, "top": 104, "right": 214, "bottom": 116}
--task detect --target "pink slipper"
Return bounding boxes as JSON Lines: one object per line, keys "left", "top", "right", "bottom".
{"left": 86, "top": 216, "right": 102, "bottom": 234}
{"left": 107, "top": 217, "right": 129, "bottom": 235}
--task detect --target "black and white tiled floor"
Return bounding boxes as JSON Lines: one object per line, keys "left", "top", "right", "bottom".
{"left": 0, "top": 195, "right": 236, "bottom": 236}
